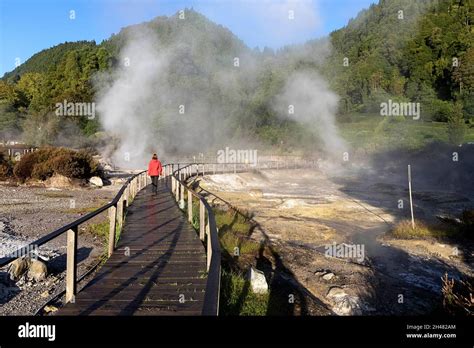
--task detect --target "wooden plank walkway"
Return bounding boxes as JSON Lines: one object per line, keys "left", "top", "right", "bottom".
{"left": 58, "top": 179, "right": 207, "bottom": 316}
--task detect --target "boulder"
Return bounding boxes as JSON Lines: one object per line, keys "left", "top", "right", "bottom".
{"left": 45, "top": 174, "right": 73, "bottom": 189}
{"left": 322, "top": 272, "right": 335, "bottom": 281}
{"left": 7, "top": 257, "right": 48, "bottom": 282}
{"left": 7, "top": 257, "right": 30, "bottom": 281}
{"left": 333, "top": 296, "right": 362, "bottom": 316}
{"left": 45, "top": 174, "right": 86, "bottom": 188}
{"left": 326, "top": 286, "right": 362, "bottom": 315}
{"left": 89, "top": 176, "right": 103, "bottom": 187}
{"left": 27, "top": 259, "right": 48, "bottom": 281}
{"left": 326, "top": 286, "right": 348, "bottom": 299}
{"left": 247, "top": 267, "right": 268, "bottom": 294}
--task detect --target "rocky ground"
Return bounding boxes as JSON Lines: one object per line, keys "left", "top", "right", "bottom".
{"left": 0, "top": 172, "right": 132, "bottom": 315}
{"left": 199, "top": 165, "right": 473, "bottom": 315}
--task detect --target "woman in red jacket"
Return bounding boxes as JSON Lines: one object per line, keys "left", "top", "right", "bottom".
{"left": 148, "top": 153, "right": 162, "bottom": 194}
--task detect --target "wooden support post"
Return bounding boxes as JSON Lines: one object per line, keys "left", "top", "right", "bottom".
{"left": 108, "top": 205, "right": 117, "bottom": 257}
{"left": 171, "top": 176, "right": 175, "bottom": 193}
{"left": 175, "top": 181, "right": 180, "bottom": 202}
{"left": 408, "top": 164, "right": 415, "bottom": 229}
{"left": 199, "top": 200, "right": 205, "bottom": 241}
{"left": 117, "top": 197, "right": 124, "bottom": 232}
{"left": 125, "top": 186, "right": 130, "bottom": 207}
{"left": 180, "top": 181, "right": 185, "bottom": 207}
{"left": 206, "top": 220, "right": 211, "bottom": 271}
{"left": 66, "top": 226, "right": 78, "bottom": 304}
{"left": 188, "top": 190, "right": 193, "bottom": 223}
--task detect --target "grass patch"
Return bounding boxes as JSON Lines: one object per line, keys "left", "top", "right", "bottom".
{"left": 390, "top": 219, "right": 458, "bottom": 240}
{"left": 219, "top": 269, "right": 269, "bottom": 316}
{"left": 84, "top": 220, "right": 109, "bottom": 241}
{"left": 215, "top": 209, "right": 252, "bottom": 235}
{"left": 213, "top": 207, "right": 261, "bottom": 256}
{"left": 184, "top": 197, "right": 261, "bottom": 256}
{"left": 61, "top": 205, "right": 104, "bottom": 214}
{"left": 339, "top": 114, "right": 474, "bottom": 153}
{"left": 220, "top": 231, "right": 261, "bottom": 256}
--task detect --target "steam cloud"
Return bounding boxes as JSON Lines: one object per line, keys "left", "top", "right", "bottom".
{"left": 274, "top": 71, "right": 346, "bottom": 155}
{"left": 96, "top": 27, "right": 169, "bottom": 168}
{"left": 95, "top": 22, "right": 244, "bottom": 168}
{"left": 95, "top": 9, "right": 345, "bottom": 169}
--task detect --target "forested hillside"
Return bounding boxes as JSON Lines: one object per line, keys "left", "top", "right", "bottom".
{"left": 326, "top": 0, "right": 473, "bottom": 120}
{"left": 0, "top": 0, "right": 472, "bottom": 151}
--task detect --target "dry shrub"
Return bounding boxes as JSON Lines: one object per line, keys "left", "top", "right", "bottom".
{"left": 13, "top": 146, "right": 99, "bottom": 182}
{"left": 0, "top": 152, "right": 13, "bottom": 179}
{"left": 442, "top": 273, "right": 473, "bottom": 315}
{"left": 391, "top": 219, "right": 457, "bottom": 240}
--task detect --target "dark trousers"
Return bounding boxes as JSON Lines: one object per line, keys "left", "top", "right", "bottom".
{"left": 151, "top": 176, "right": 159, "bottom": 193}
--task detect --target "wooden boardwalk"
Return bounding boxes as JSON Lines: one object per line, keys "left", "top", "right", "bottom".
{"left": 58, "top": 179, "right": 207, "bottom": 316}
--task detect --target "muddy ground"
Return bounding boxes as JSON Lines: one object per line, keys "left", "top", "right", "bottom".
{"left": 199, "top": 151, "right": 473, "bottom": 315}
{"left": 0, "top": 173, "right": 132, "bottom": 315}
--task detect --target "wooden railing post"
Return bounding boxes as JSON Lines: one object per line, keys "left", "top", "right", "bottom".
{"left": 180, "top": 181, "right": 185, "bottom": 207}
{"left": 171, "top": 175, "right": 176, "bottom": 193}
{"left": 108, "top": 204, "right": 117, "bottom": 257}
{"left": 66, "top": 226, "right": 78, "bottom": 304}
{"left": 206, "top": 219, "right": 211, "bottom": 271}
{"left": 117, "top": 196, "right": 124, "bottom": 232}
{"left": 199, "top": 200, "right": 205, "bottom": 241}
{"left": 188, "top": 190, "right": 193, "bottom": 223}
{"left": 125, "top": 186, "right": 130, "bottom": 207}
{"left": 175, "top": 181, "right": 180, "bottom": 202}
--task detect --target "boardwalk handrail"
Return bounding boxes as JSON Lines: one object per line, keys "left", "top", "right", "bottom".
{"left": 159, "top": 159, "right": 319, "bottom": 315}
{"left": 160, "top": 163, "right": 221, "bottom": 316}
{"left": 0, "top": 170, "right": 148, "bottom": 304}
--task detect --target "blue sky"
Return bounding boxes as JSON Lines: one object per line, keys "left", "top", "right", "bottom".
{"left": 0, "top": 0, "right": 376, "bottom": 77}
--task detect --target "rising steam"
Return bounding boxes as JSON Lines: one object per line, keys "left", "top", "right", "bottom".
{"left": 274, "top": 71, "right": 346, "bottom": 155}
{"left": 95, "top": 9, "right": 345, "bottom": 168}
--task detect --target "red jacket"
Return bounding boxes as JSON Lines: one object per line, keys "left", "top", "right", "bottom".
{"left": 148, "top": 159, "right": 162, "bottom": 176}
